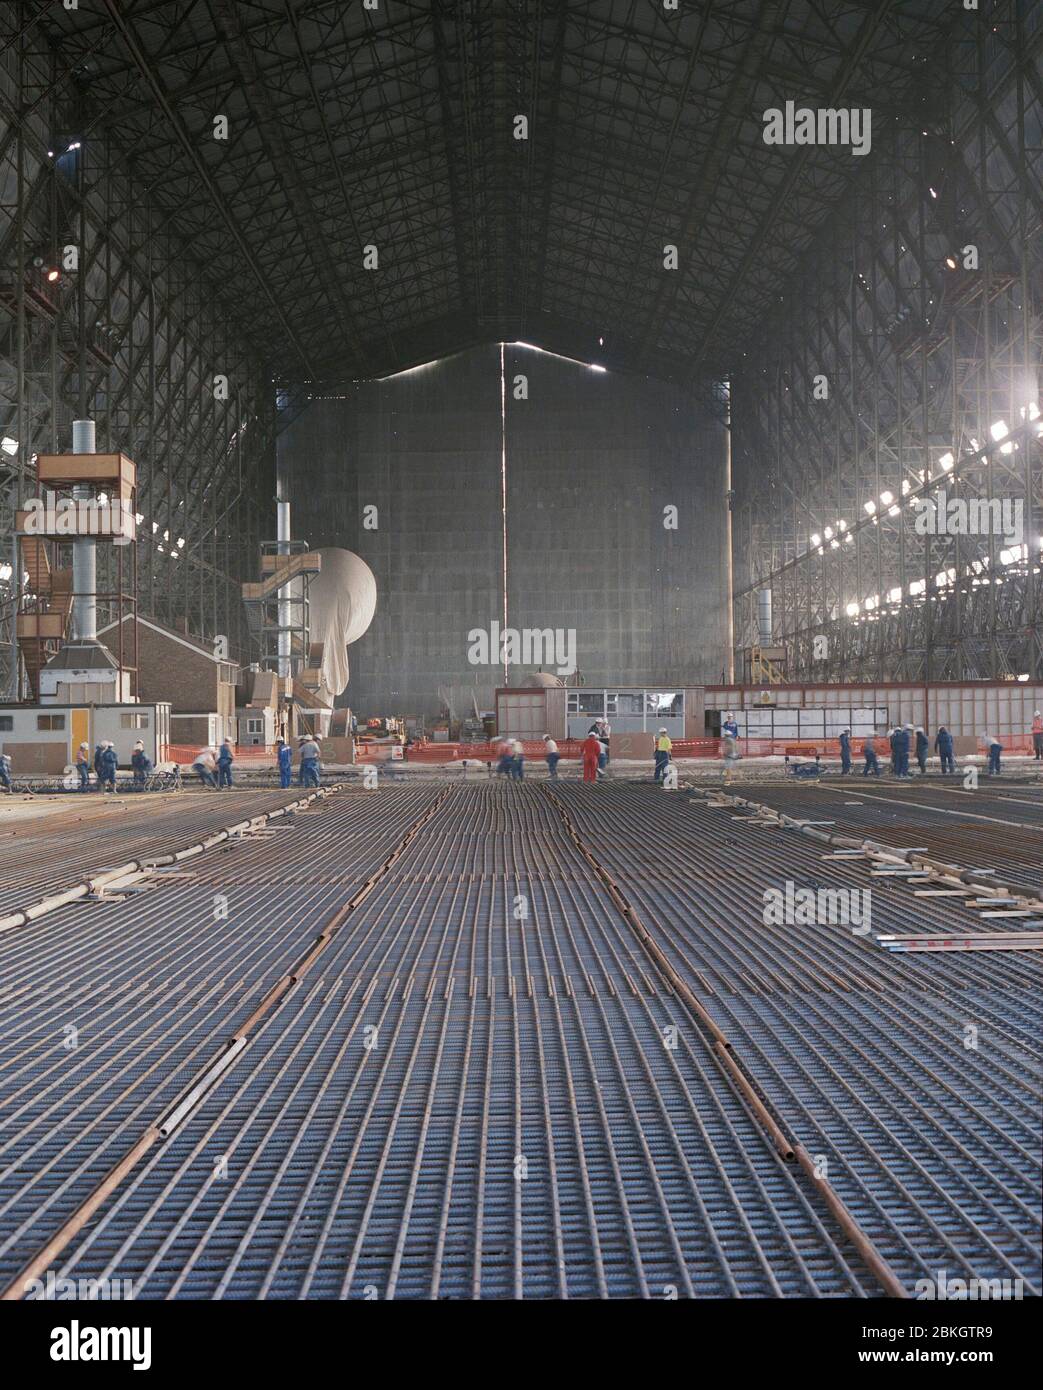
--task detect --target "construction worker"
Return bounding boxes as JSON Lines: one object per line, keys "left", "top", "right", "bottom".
{"left": 496, "top": 738, "right": 514, "bottom": 778}
{"left": 192, "top": 746, "right": 218, "bottom": 788}
{"left": 599, "top": 718, "right": 611, "bottom": 767}
{"left": 542, "top": 734, "right": 559, "bottom": 779}
{"left": 131, "top": 740, "right": 153, "bottom": 788}
{"left": 276, "top": 737, "right": 293, "bottom": 789}
{"left": 862, "top": 732, "right": 881, "bottom": 776}
{"left": 723, "top": 713, "right": 739, "bottom": 740}
{"left": 654, "top": 727, "right": 672, "bottom": 783}
{"left": 510, "top": 737, "right": 525, "bottom": 780}
{"left": 99, "top": 740, "right": 119, "bottom": 793}
{"left": 1033, "top": 710, "right": 1043, "bottom": 761}
{"left": 935, "top": 725, "right": 955, "bottom": 774}
{"left": 298, "top": 734, "right": 321, "bottom": 787}
{"left": 217, "top": 738, "right": 235, "bottom": 788}
{"left": 887, "top": 726, "right": 900, "bottom": 775}
{"left": 93, "top": 740, "right": 106, "bottom": 789}
{"left": 76, "top": 741, "right": 91, "bottom": 791}
{"left": 0, "top": 751, "right": 12, "bottom": 793}
{"left": 722, "top": 726, "right": 739, "bottom": 785}
{"left": 838, "top": 729, "right": 852, "bottom": 775}
{"left": 915, "top": 727, "right": 929, "bottom": 775}
{"left": 986, "top": 733, "right": 1002, "bottom": 776}
{"left": 581, "top": 730, "right": 601, "bottom": 783}
{"left": 893, "top": 724, "right": 911, "bottom": 778}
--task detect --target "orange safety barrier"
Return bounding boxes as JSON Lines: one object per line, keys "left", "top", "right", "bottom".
{"left": 164, "top": 744, "right": 278, "bottom": 765}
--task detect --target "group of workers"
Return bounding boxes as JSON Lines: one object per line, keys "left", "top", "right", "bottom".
{"left": 70, "top": 739, "right": 152, "bottom": 792}
{"left": 277, "top": 735, "right": 322, "bottom": 788}
{"left": 843, "top": 724, "right": 1004, "bottom": 776}
{"left": 190, "top": 739, "right": 236, "bottom": 788}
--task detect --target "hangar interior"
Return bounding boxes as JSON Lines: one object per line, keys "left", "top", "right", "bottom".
{"left": 0, "top": 0, "right": 1039, "bottom": 1323}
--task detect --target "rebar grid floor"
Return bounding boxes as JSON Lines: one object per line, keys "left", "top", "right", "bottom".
{"left": 0, "top": 783, "right": 1038, "bottom": 1299}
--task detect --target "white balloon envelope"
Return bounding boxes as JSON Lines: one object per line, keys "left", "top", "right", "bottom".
{"left": 307, "top": 547, "right": 377, "bottom": 702}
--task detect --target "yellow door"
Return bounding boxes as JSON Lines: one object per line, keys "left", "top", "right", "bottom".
{"left": 71, "top": 708, "right": 90, "bottom": 760}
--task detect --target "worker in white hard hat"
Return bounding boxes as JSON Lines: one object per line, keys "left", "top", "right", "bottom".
{"left": 191, "top": 745, "right": 218, "bottom": 789}
{"left": 217, "top": 737, "right": 235, "bottom": 789}
{"left": 542, "top": 734, "right": 559, "bottom": 779}
{"left": 131, "top": 739, "right": 153, "bottom": 789}
{"left": 892, "top": 723, "right": 911, "bottom": 778}
{"left": 75, "top": 741, "right": 91, "bottom": 792}
{"left": 1032, "top": 710, "right": 1043, "bottom": 760}
{"left": 985, "top": 732, "right": 1003, "bottom": 776}
{"left": 99, "top": 740, "right": 119, "bottom": 793}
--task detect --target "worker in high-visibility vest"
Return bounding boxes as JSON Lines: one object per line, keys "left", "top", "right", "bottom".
{"left": 654, "top": 728, "right": 672, "bottom": 784}
{"left": 1033, "top": 710, "right": 1043, "bottom": 761}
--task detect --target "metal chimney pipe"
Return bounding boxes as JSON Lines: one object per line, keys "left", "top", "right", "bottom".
{"left": 757, "top": 587, "right": 773, "bottom": 646}
{"left": 71, "top": 418, "right": 97, "bottom": 641}
{"left": 276, "top": 500, "right": 291, "bottom": 678}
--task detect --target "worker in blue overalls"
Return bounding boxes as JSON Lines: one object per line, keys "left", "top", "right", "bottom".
{"left": 93, "top": 741, "right": 106, "bottom": 790}
{"left": 276, "top": 737, "right": 293, "bottom": 789}
{"left": 915, "top": 727, "right": 929, "bottom": 775}
{"left": 99, "top": 741, "right": 119, "bottom": 793}
{"left": 892, "top": 724, "right": 911, "bottom": 778}
{"left": 217, "top": 738, "right": 235, "bottom": 788}
{"left": 298, "top": 735, "right": 321, "bottom": 787}
{"left": 838, "top": 728, "right": 852, "bottom": 775}
{"left": 986, "top": 733, "right": 1003, "bottom": 775}
{"left": 935, "top": 726, "right": 955, "bottom": 774}
{"left": 131, "top": 740, "right": 153, "bottom": 788}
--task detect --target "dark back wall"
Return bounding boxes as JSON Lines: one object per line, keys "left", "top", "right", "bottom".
{"left": 278, "top": 344, "right": 729, "bottom": 717}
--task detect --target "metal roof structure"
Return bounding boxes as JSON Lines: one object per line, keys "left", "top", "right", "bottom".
{"left": 14, "top": 0, "right": 961, "bottom": 384}
{"left": 0, "top": 0, "right": 1039, "bottom": 685}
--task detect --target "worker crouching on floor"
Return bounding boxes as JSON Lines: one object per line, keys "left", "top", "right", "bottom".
{"left": 217, "top": 738, "right": 235, "bottom": 788}
{"left": 298, "top": 735, "right": 321, "bottom": 787}
{"left": 192, "top": 747, "right": 218, "bottom": 788}
{"left": 862, "top": 732, "right": 881, "bottom": 776}
{"left": 276, "top": 737, "right": 293, "bottom": 788}
{"left": 581, "top": 730, "right": 601, "bottom": 783}
{"left": 0, "top": 751, "right": 11, "bottom": 793}
{"left": 99, "top": 741, "right": 119, "bottom": 793}
{"left": 131, "top": 740, "right": 153, "bottom": 788}
{"left": 76, "top": 741, "right": 91, "bottom": 791}
{"left": 496, "top": 738, "right": 514, "bottom": 778}
{"left": 654, "top": 727, "right": 672, "bottom": 783}
{"left": 542, "top": 735, "right": 559, "bottom": 778}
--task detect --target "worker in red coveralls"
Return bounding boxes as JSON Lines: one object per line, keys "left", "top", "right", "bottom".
{"left": 581, "top": 731, "right": 601, "bottom": 783}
